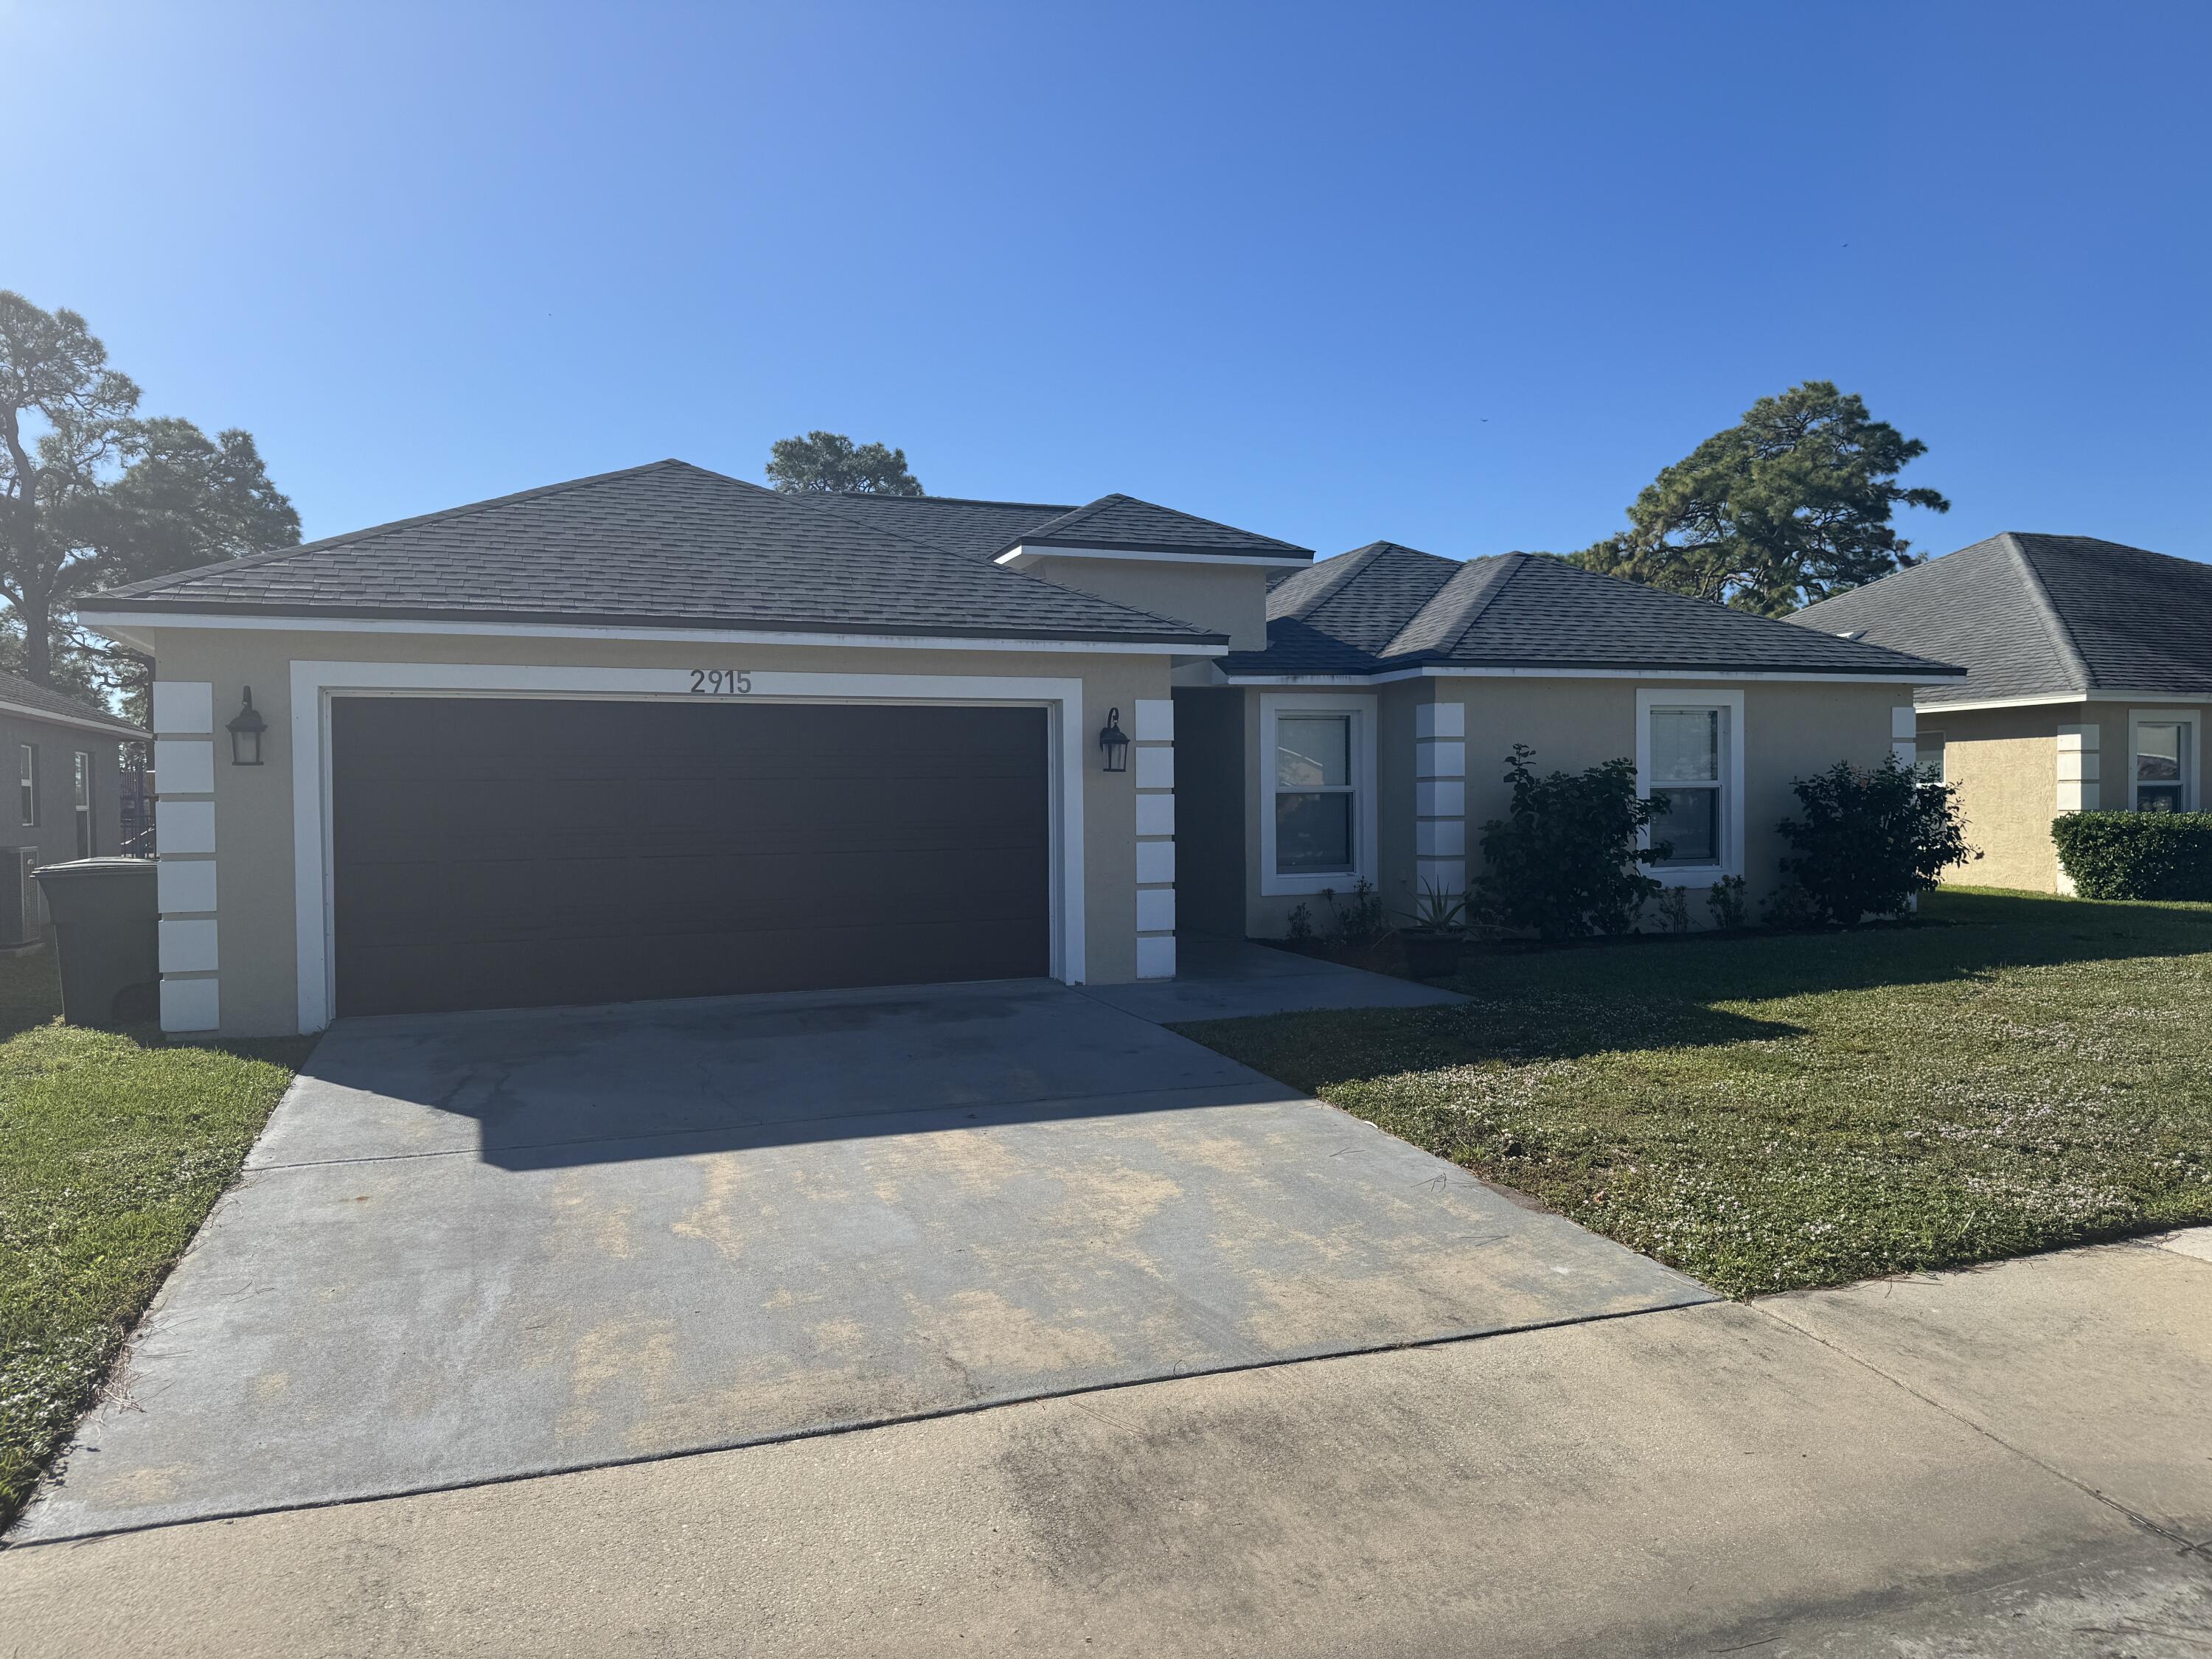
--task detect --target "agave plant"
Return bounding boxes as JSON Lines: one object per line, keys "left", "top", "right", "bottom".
{"left": 1399, "top": 880, "right": 1468, "bottom": 934}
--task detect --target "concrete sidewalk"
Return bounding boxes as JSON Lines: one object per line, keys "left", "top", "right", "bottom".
{"left": 5, "top": 1231, "right": 2206, "bottom": 1656}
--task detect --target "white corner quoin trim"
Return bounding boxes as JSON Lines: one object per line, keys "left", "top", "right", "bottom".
{"left": 288, "top": 661, "right": 1091, "bottom": 1033}
{"left": 1258, "top": 689, "right": 1380, "bottom": 897}
{"left": 1635, "top": 686, "right": 1747, "bottom": 888}
{"left": 150, "top": 679, "right": 215, "bottom": 734}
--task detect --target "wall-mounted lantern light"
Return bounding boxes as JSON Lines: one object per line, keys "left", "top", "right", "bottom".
{"left": 1097, "top": 707, "right": 1130, "bottom": 773}
{"left": 226, "top": 687, "right": 268, "bottom": 766}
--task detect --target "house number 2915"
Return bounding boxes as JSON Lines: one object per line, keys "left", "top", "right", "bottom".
{"left": 689, "top": 669, "right": 751, "bottom": 695}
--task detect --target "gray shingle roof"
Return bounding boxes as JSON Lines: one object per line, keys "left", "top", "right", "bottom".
{"left": 1792, "top": 533, "right": 2212, "bottom": 705}
{"left": 1002, "top": 494, "right": 1313, "bottom": 561}
{"left": 1222, "top": 545, "right": 1964, "bottom": 681}
{"left": 0, "top": 667, "right": 143, "bottom": 740}
{"left": 91, "top": 462, "right": 1224, "bottom": 647}
{"left": 1239, "top": 542, "right": 1461, "bottom": 672}
{"left": 796, "top": 492, "right": 1073, "bottom": 563}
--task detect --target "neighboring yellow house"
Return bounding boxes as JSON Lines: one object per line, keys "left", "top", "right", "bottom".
{"left": 1793, "top": 534, "right": 2212, "bottom": 894}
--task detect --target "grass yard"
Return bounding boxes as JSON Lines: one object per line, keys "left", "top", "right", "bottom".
{"left": 1179, "top": 888, "right": 2212, "bottom": 1298}
{"left": 0, "top": 942, "right": 310, "bottom": 1531}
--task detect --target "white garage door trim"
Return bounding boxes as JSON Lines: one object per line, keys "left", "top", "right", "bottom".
{"left": 288, "top": 661, "right": 1087, "bottom": 1032}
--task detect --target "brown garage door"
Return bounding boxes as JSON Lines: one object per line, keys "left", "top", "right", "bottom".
{"left": 330, "top": 697, "right": 1050, "bottom": 1017}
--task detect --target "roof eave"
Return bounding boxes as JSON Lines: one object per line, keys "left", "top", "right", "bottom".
{"left": 1225, "top": 650, "right": 1969, "bottom": 680}
{"left": 995, "top": 535, "right": 1315, "bottom": 563}
{"left": 77, "top": 599, "right": 1225, "bottom": 650}
{"left": 0, "top": 695, "right": 147, "bottom": 742}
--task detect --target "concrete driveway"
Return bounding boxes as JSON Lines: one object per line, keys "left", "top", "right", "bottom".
{"left": 19, "top": 975, "right": 1710, "bottom": 1542}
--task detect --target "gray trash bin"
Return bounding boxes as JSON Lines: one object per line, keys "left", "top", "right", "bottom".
{"left": 33, "top": 858, "right": 159, "bottom": 1028}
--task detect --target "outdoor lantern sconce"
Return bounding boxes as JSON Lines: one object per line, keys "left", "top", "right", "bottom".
{"left": 1098, "top": 708, "right": 1130, "bottom": 773}
{"left": 226, "top": 687, "right": 268, "bottom": 766}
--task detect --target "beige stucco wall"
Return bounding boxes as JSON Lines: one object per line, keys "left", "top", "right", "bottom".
{"left": 136, "top": 625, "right": 1178, "bottom": 1036}
{"left": 1919, "top": 699, "right": 2212, "bottom": 893}
{"left": 1916, "top": 704, "right": 2073, "bottom": 893}
{"left": 1018, "top": 556, "right": 1270, "bottom": 652}
{"left": 1237, "top": 675, "right": 1915, "bottom": 939}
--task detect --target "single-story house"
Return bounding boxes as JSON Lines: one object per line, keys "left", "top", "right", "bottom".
{"left": 0, "top": 667, "right": 144, "bottom": 936}
{"left": 1792, "top": 533, "right": 2212, "bottom": 893}
{"left": 80, "top": 462, "right": 1959, "bottom": 1037}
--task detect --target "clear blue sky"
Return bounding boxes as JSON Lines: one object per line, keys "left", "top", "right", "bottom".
{"left": 13, "top": 1, "right": 2209, "bottom": 563}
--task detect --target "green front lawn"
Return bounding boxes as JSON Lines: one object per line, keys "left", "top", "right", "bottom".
{"left": 0, "top": 943, "right": 310, "bottom": 1531}
{"left": 1178, "top": 889, "right": 2212, "bottom": 1298}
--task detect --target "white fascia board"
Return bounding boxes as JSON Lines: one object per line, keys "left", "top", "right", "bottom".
{"left": 1917, "top": 689, "right": 2212, "bottom": 713}
{"left": 997, "top": 543, "right": 1310, "bottom": 569}
{"left": 74, "top": 610, "right": 1224, "bottom": 658}
{"left": 1224, "top": 664, "right": 1962, "bottom": 687}
{"left": 0, "top": 698, "right": 146, "bottom": 742}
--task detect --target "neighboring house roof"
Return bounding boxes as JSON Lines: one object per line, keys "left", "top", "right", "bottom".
{"left": 1222, "top": 544, "right": 1966, "bottom": 681}
{"left": 995, "top": 494, "right": 1314, "bottom": 562}
{"left": 1791, "top": 533, "right": 2212, "bottom": 706}
{"left": 88, "top": 462, "right": 1225, "bottom": 647}
{"left": 0, "top": 667, "right": 144, "bottom": 742}
{"left": 796, "top": 493, "right": 1074, "bottom": 563}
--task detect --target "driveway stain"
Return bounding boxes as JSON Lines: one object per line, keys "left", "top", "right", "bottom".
{"left": 15, "top": 981, "right": 1711, "bottom": 1543}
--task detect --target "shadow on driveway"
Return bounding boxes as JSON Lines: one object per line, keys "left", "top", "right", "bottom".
{"left": 18, "top": 978, "right": 1713, "bottom": 1544}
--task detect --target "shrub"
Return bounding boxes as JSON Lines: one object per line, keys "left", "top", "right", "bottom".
{"left": 1653, "top": 886, "right": 1691, "bottom": 933}
{"left": 1285, "top": 902, "right": 1315, "bottom": 945}
{"left": 1475, "top": 745, "right": 1664, "bottom": 939}
{"left": 1318, "top": 880, "right": 1388, "bottom": 947}
{"left": 1760, "top": 880, "right": 1825, "bottom": 931}
{"left": 2051, "top": 812, "right": 2212, "bottom": 900}
{"left": 1706, "top": 874, "right": 1748, "bottom": 930}
{"left": 1775, "top": 757, "right": 1975, "bottom": 926}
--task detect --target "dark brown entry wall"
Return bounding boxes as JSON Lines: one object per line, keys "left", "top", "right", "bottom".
{"left": 330, "top": 697, "right": 1051, "bottom": 1016}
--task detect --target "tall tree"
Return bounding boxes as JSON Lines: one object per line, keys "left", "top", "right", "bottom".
{"left": 766, "top": 430, "right": 922, "bottom": 495}
{"left": 1572, "top": 381, "right": 1949, "bottom": 615}
{"left": 0, "top": 292, "right": 299, "bottom": 686}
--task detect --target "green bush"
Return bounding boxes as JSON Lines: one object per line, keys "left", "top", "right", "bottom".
{"left": 2051, "top": 812, "right": 2212, "bottom": 900}
{"left": 1475, "top": 745, "right": 1663, "bottom": 939}
{"left": 1775, "top": 757, "right": 1975, "bottom": 926}
{"left": 1705, "top": 874, "right": 1748, "bottom": 930}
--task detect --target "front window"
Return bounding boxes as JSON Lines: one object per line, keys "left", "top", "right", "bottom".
{"left": 1648, "top": 705, "right": 1725, "bottom": 867}
{"left": 1920, "top": 730, "right": 1946, "bottom": 784}
{"left": 72, "top": 751, "right": 92, "bottom": 858}
{"left": 1275, "top": 714, "right": 1354, "bottom": 874}
{"left": 2136, "top": 721, "right": 2189, "bottom": 813}
{"left": 19, "top": 744, "right": 36, "bottom": 828}
{"left": 1260, "top": 695, "right": 1375, "bottom": 894}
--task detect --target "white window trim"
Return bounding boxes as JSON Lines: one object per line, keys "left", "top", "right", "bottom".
{"left": 1918, "top": 728, "right": 1947, "bottom": 785}
{"left": 288, "top": 661, "right": 1089, "bottom": 1034}
{"left": 1259, "top": 691, "right": 1378, "bottom": 897}
{"left": 18, "top": 743, "right": 35, "bottom": 829}
{"left": 72, "top": 750, "right": 92, "bottom": 858}
{"left": 2128, "top": 709, "right": 2199, "bottom": 813}
{"left": 1635, "top": 688, "right": 1746, "bottom": 888}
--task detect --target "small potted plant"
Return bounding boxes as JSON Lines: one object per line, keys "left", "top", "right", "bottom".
{"left": 1397, "top": 881, "right": 1467, "bottom": 979}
